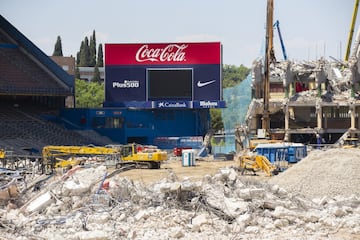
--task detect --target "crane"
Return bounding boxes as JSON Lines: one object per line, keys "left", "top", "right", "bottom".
{"left": 273, "top": 20, "right": 287, "bottom": 60}
{"left": 262, "top": 0, "right": 275, "bottom": 134}
{"left": 345, "top": 0, "right": 359, "bottom": 61}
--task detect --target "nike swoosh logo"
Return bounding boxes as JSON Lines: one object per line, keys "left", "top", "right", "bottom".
{"left": 197, "top": 80, "right": 216, "bottom": 88}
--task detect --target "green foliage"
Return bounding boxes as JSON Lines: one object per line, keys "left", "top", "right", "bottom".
{"left": 76, "top": 30, "right": 103, "bottom": 68}
{"left": 222, "top": 64, "right": 250, "bottom": 88}
{"left": 78, "top": 37, "right": 90, "bottom": 67}
{"left": 75, "top": 67, "right": 80, "bottom": 79}
{"left": 89, "top": 30, "right": 96, "bottom": 67}
{"left": 76, "top": 51, "right": 80, "bottom": 65}
{"left": 92, "top": 66, "right": 101, "bottom": 83}
{"left": 52, "top": 36, "right": 63, "bottom": 56}
{"left": 210, "top": 108, "right": 224, "bottom": 132}
{"left": 211, "top": 137, "right": 225, "bottom": 146}
{"left": 96, "top": 44, "right": 104, "bottom": 67}
{"left": 75, "top": 79, "right": 104, "bottom": 108}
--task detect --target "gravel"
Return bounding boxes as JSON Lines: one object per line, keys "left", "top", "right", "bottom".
{"left": 269, "top": 148, "right": 360, "bottom": 199}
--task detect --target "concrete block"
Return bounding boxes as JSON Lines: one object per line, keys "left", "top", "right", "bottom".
{"left": 26, "top": 191, "right": 53, "bottom": 213}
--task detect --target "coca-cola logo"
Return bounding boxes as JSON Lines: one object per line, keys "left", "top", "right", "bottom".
{"left": 135, "top": 44, "right": 188, "bottom": 62}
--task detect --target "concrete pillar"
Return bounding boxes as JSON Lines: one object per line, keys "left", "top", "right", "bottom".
{"left": 291, "top": 82, "right": 295, "bottom": 96}
{"left": 316, "top": 105, "right": 322, "bottom": 129}
{"left": 284, "top": 104, "right": 289, "bottom": 142}
{"left": 350, "top": 105, "right": 356, "bottom": 129}
{"left": 357, "top": 106, "right": 360, "bottom": 129}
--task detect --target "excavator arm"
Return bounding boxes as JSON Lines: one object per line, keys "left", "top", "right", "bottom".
{"left": 42, "top": 145, "right": 119, "bottom": 173}
{"left": 239, "top": 154, "right": 278, "bottom": 177}
{"left": 274, "top": 20, "right": 287, "bottom": 60}
{"left": 345, "top": 0, "right": 360, "bottom": 61}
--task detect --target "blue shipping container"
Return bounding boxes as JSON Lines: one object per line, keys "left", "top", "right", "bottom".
{"left": 288, "top": 145, "right": 307, "bottom": 163}
{"left": 255, "top": 143, "right": 306, "bottom": 163}
{"left": 255, "top": 144, "right": 289, "bottom": 163}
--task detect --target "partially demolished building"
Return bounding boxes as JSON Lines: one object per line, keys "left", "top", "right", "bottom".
{"left": 247, "top": 40, "right": 360, "bottom": 145}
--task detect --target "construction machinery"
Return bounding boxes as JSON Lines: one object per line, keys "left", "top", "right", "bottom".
{"left": 42, "top": 145, "right": 119, "bottom": 173}
{"left": 41, "top": 143, "right": 168, "bottom": 173}
{"left": 248, "top": 138, "right": 283, "bottom": 151}
{"left": 108, "top": 143, "right": 168, "bottom": 169}
{"left": 1, "top": 148, "right": 42, "bottom": 171}
{"left": 273, "top": 20, "right": 287, "bottom": 60}
{"left": 345, "top": 0, "right": 359, "bottom": 61}
{"left": 238, "top": 154, "right": 279, "bottom": 177}
{"left": 0, "top": 149, "right": 5, "bottom": 159}
{"left": 262, "top": 0, "right": 275, "bottom": 134}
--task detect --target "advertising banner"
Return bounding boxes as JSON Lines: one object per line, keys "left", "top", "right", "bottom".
{"left": 105, "top": 42, "right": 221, "bottom": 65}
{"left": 104, "top": 42, "right": 225, "bottom": 108}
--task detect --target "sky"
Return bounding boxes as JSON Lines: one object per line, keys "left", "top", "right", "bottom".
{"left": 1, "top": 0, "right": 359, "bottom": 67}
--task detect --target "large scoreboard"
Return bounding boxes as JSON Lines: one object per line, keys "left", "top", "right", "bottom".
{"left": 104, "top": 42, "right": 225, "bottom": 109}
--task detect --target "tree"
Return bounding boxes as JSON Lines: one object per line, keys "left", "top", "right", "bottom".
{"left": 75, "top": 67, "right": 80, "bottom": 79}
{"left": 78, "top": 37, "right": 90, "bottom": 67}
{"left": 75, "top": 79, "right": 104, "bottom": 108}
{"left": 210, "top": 109, "right": 224, "bottom": 132}
{"left": 52, "top": 36, "right": 63, "bottom": 56}
{"left": 89, "top": 30, "right": 96, "bottom": 67}
{"left": 76, "top": 31, "right": 104, "bottom": 67}
{"left": 76, "top": 50, "right": 80, "bottom": 65}
{"left": 96, "top": 44, "right": 104, "bottom": 67}
{"left": 92, "top": 66, "right": 101, "bottom": 83}
{"left": 222, "top": 64, "right": 250, "bottom": 88}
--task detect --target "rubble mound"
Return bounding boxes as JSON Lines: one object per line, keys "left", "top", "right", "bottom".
{"left": 269, "top": 148, "right": 360, "bottom": 199}
{"left": 1, "top": 159, "right": 360, "bottom": 240}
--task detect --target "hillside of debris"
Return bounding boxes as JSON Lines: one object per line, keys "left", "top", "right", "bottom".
{"left": 0, "top": 149, "right": 359, "bottom": 239}
{"left": 269, "top": 148, "right": 360, "bottom": 199}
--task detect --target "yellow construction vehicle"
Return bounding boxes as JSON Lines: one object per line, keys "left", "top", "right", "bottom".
{"left": 238, "top": 154, "right": 279, "bottom": 177}
{"left": 249, "top": 138, "right": 283, "bottom": 151}
{"left": 0, "top": 149, "right": 5, "bottom": 159}
{"left": 108, "top": 143, "right": 168, "bottom": 169}
{"left": 41, "top": 143, "right": 168, "bottom": 173}
{"left": 42, "top": 145, "right": 119, "bottom": 173}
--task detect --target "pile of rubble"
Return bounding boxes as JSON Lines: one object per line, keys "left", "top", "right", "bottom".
{"left": 0, "top": 149, "right": 359, "bottom": 239}
{"left": 269, "top": 148, "right": 360, "bottom": 199}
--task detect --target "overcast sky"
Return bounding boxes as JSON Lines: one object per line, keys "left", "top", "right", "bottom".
{"left": 1, "top": 0, "right": 359, "bottom": 67}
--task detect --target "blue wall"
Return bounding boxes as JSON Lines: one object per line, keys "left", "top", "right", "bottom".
{"left": 59, "top": 108, "right": 210, "bottom": 147}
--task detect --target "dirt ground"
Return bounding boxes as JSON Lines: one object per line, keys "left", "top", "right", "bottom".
{"left": 115, "top": 157, "right": 241, "bottom": 185}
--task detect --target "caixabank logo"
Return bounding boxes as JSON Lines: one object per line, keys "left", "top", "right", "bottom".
{"left": 153, "top": 101, "right": 190, "bottom": 108}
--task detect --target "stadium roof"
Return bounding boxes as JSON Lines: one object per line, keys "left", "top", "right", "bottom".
{"left": 0, "top": 15, "right": 74, "bottom": 96}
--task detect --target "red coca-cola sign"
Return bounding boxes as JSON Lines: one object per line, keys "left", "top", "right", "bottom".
{"left": 105, "top": 42, "right": 221, "bottom": 65}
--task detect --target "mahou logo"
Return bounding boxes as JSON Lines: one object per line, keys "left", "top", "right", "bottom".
{"left": 135, "top": 44, "right": 188, "bottom": 62}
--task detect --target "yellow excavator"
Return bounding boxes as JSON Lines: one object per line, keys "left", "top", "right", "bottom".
{"left": 42, "top": 145, "right": 119, "bottom": 173}
{"left": 108, "top": 143, "right": 167, "bottom": 169}
{"left": 238, "top": 154, "right": 279, "bottom": 177}
{"left": 41, "top": 143, "right": 168, "bottom": 173}
{"left": 0, "top": 149, "right": 5, "bottom": 159}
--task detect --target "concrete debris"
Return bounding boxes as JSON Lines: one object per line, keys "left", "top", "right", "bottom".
{"left": 267, "top": 59, "right": 360, "bottom": 102}
{"left": 24, "top": 191, "right": 53, "bottom": 214}
{"left": 248, "top": 58, "right": 360, "bottom": 127}
{"left": 269, "top": 148, "right": 360, "bottom": 199}
{"left": 0, "top": 149, "right": 360, "bottom": 239}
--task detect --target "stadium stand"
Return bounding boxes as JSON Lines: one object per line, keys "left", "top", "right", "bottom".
{"left": 0, "top": 15, "right": 116, "bottom": 154}
{"left": 0, "top": 100, "right": 113, "bottom": 154}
